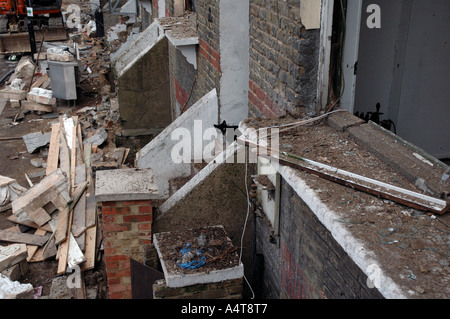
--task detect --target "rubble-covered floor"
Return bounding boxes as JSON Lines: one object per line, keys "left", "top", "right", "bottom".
{"left": 242, "top": 116, "right": 450, "bottom": 298}
{"left": 0, "top": 0, "right": 134, "bottom": 298}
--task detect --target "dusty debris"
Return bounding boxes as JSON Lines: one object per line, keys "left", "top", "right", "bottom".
{"left": 0, "top": 273, "right": 34, "bottom": 299}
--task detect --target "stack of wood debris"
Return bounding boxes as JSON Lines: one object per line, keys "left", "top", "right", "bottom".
{"left": 1, "top": 115, "right": 100, "bottom": 297}
{"left": 0, "top": 56, "right": 56, "bottom": 114}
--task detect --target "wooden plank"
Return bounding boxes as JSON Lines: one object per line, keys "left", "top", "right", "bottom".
{"left": 46, "top": 122, "right": 61, "bottom": 176}
{"left": 58, "top": 129, "right": 70, "bottom": 175}
{"left": 21, "top": 101, "right": 53, "bottom": 112}
{"left": 7, "top": 214, "right": 52, "bottom": 232}
{"left": 73, "top": 164, "right": 86, "bottom": 251}
{"left": 0, "top": 244, "right": 28, "bottom": 273}
{"left": 54, "top": 182, "right": 88, "bottom": 245}
{"left": 0, "top": 229, "right": 49, "bottom": 246}
{"left": 57, "top": 209, "right": 72, "bottom": 275}
{"left": 77, "top": 122, "right": 84, "bottom": 162}
{"left": 27, "top": 207, "right": 52, "bottom": 227}
{"left": 30, "top": 73, "right": 49, "bottom": 89}
{"left": 70, "top": 119, "right": 78, "bottom": 195}
{"left": 80, "top": 225, "right": 96, "bottom": 271}
{"left": 26, "top": 229, "right": 46, "bottom": 262}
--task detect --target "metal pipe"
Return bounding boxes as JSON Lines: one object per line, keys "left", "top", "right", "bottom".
{"left": 0, "top": 69, "right": 14, "bottom": 85}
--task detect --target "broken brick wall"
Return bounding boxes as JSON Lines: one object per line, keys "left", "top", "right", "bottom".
{"left": 248, "top": 0, "right": 320, "bottom": 118}
{"left": 254, "top": 180, "right": 385, "bottom": 299}
{"left": 166, "top": 0, "right": 221, "bottom": 115}
{"left": 168, "top": 41, "right": 197, "bottom": 119}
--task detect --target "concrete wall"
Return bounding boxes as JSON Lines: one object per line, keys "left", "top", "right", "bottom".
{"left": 219, "top": 0, "right": 249, "bottom": 126}
{"left": 117, "top": 34, "right": 172, "bottom": 131}
{"left": 136, "top": 89, "right": 219, "bottom": 198}
{"left": 248, "top": 0, "right": 320, "bottom": 118}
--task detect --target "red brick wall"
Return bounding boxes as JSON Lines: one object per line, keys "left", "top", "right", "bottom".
{"left": 249, "top": 79, "right": 286, "bottom": 118}
{"left": 100, "top": 200, "right": 153, "bottom": 299}
{"left": 175, "top": 77, "right": 189, "bottom": 107}
{"left": 199, "top": 38, "right": 221, "bottom": 73}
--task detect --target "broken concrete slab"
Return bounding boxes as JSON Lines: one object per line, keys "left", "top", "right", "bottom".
{"left": 83, "top": 127, "right": 107, "bottom": 146}
{"left": 0, "top": 273, "right": 34, "bottom": 299}
{"left": 22, "top": 131, "right": 51, "bottom": 154}
{"left": 49, "top": 275, "right": 78, "bottom": 299}
{"left": 14, "top": 56, "right": 36, "bottom": 79}
{"left": 1, "top": 260, "right": 28, "bottom": 282}
{"left": 30, "top": 158, "right": 44, "bottom": 168}
{"left": 95, "top": 168, "right": 159, "bottom": 202}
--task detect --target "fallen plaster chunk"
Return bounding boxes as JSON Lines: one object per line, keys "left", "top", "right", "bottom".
{"left": 0, "top": 273, "right": 33, "bottom": 299}
{"left": 27, "top": 88, "right": 56, "bottom": 106}
{"left": 22, "top": 131, "right": 52, "bottom": 153}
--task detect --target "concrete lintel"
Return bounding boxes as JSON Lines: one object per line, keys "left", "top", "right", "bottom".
{"left": 95, "top": 168, "right": 159, "bottom": 202}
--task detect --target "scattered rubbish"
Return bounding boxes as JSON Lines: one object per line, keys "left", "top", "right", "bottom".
{"left": 177, "top": 243, "right": 206, "bottom": 270}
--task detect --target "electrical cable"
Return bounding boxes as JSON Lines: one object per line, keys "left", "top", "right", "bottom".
{"left": 240, "top": 145, "right": 255, "bottom": 299}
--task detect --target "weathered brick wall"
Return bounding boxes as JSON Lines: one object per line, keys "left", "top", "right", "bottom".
{"left": 190, "top": 0, "right": 222, "bottom": 108}
{"left": 255, "top": 180, "right": 385, "bottom": 299}
{"left": 100, "top": 200, "right": 153, "bottom": 299}
{"left": 168, "top": 42, "right": 198, "bottom": 118}
{"left": 164, "top": 0, "right": 221, "bottom": 115}
{"left": 249, "top": 0, "right": 320, "bottom": 118}
{"left": 153, "top": 278, "right": 243, "bottom": 299}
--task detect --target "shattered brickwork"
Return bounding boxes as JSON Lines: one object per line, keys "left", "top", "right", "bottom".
{"left": 255, "top": 180, "right": 385, "bottom": 299}
{"left": 168, "top": 42, "right": 197, "bottom": 118}
{"left": 248, "top": 0, "right": 320, "bottom": 118}
{"left": 101, "top": 200, "right": 153, "bottom": 299}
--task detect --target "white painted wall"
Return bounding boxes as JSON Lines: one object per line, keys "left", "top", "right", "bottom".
{"left": 136, "top": 89, "right": 219, "bottom": 198}
{"left": 347, "top": 0, "right": 450, "bottom": 158}
{"left": 219, "top": 0, "right": 250, "bottom": 126}
{"left": 158, "top": 0, "right": 166, "bottom": 18}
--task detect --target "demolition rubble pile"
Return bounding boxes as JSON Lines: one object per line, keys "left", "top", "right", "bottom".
{"left": 0, "top": 7, "right": 135, "bottom": 298}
